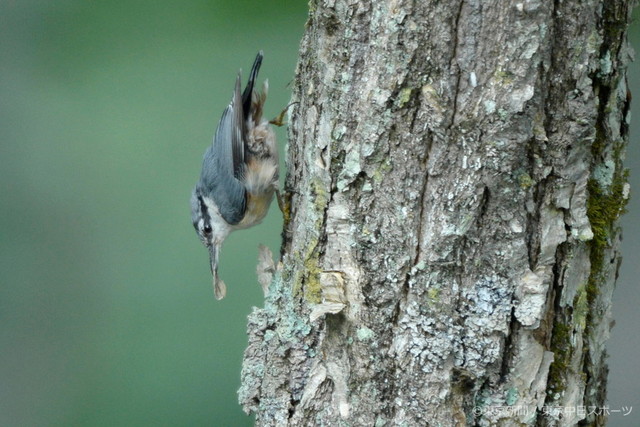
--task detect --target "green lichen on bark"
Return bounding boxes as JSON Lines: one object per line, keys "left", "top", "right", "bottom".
{"left": 239, "top": 270, "right": 316, "bottom": 417}
{"left": 585, "top": 169, "right": 628, "bottom": 294}
{"left": 302, "top": 253, "right": 322, "bottom": 303}
{"left": 290, "top": 236, "right": 322, "bottom": 304}
{"left": 289, "top": 174, "right": 330, "bottom": 303}
{"left": 547, "top": 321, "right": 572, "bottom": 397}
{"left": 546, "top": 73, "right": 630, "bottom": 410}
{"left": 586, "top": 111, "right": 629, "bottom": 297}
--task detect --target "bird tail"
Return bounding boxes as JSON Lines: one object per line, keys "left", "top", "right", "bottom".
{"left": 242, "top": 51, "right": 264, "bottom": 119}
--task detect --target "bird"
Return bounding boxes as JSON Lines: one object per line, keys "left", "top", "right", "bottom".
{"left": 190, "top": 51, "right": 279, "bottom": 299}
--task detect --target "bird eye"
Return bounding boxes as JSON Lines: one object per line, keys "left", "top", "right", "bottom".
{"left": 203, "top": 224, "right": 212, "bottom": 234}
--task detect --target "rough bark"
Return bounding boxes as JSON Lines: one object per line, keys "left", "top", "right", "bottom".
{"left": 239, "top": 0, "right": 633, "bottom": 426}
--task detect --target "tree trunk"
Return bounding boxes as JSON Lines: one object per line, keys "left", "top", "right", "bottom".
{"left": 239, "top": 0, "right": 633, "bottom": 425}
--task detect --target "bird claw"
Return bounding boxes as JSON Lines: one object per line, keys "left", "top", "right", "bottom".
{"left": 276, "top": 189, "right": 291, "bottom": 226}
{"left": 269, "top": 102, "right": 298, "bottom": 127}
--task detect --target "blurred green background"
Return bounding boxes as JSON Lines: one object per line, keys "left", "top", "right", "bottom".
{"left": 0, "top": 2, "right": 638, "bottom": 426}
{"left": 0, "top": 1, "right": 307, "bottom": 426}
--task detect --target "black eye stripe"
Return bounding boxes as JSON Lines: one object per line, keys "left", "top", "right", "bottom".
{"left": 197, "top": 196, "right": 210, "bottom": 219}
{"left": 197, "top": 195, "right": 207, "bottom": 214}
{"left": 197, "top": 195, "right": 212, "bottom": 234}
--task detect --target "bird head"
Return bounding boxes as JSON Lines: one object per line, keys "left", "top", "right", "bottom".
{"left": 191, "top": 188, "right": 229, "bottom": 299}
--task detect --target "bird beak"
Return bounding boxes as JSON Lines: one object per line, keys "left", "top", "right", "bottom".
{"left": 208, "top": 244, "right": 226, "bottom": 300}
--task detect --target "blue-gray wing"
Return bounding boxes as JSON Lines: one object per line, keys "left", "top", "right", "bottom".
{"left": 199, "top": 74, "right": 246, "bottom": 225}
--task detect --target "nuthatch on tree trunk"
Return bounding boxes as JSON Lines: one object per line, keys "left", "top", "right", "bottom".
{"left": 190, "top": 51, "right": 279, "bottom": 299}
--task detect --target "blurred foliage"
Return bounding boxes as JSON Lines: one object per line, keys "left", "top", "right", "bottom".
{"left": 0, "top": 1, "right": 307, "bottom": 425}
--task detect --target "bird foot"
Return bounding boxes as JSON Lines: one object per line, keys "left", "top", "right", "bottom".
{"left": 269, "top": 102, "right": 298, "bottom": 127}
{"left": 275, "top": 189, "right": 291, "bottom": 225}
